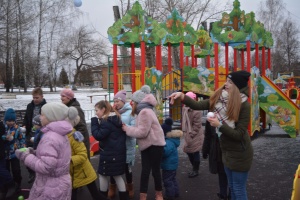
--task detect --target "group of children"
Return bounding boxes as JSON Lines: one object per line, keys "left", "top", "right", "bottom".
{"left": 0, "top": 85, "right": 206, "bottom": 200}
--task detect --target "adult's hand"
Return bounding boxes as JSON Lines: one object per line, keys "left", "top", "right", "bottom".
{"left": 169, "top": 92, "right": 184, "bottom": 104}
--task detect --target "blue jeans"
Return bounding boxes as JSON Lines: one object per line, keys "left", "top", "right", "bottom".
{"left": 224, "top": 166, "right": 249, "bottom": 200}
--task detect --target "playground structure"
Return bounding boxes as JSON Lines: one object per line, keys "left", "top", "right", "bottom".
{"left": 106, "top": 0, "right": 299, "bottom": 138}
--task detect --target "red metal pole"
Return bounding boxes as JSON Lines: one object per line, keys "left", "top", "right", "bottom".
{"left": 141, "top": 41, "right": 146, "bottom": 85}
{"left": 241, "top": 50, "right": 245, "bottom": 70}
{"left": 180, "top": 42, "right": 184, "bottom": 68}
{"left": 207, "top": 55, "right": 210, "bottom": 69}
{"left": 234, "top": 49, "right": 237, "bottom": 71}
{"left": 185, "top": 56, "right": 189, "bottom": 66}
{"left": 255, "top": 43, "right": 259, "bottom": 68}
{"left": 214, "top": 43, "right": 219, "bottom": 89}
{"left": 113, "top": 44, "right": 118, "bottom": 93}
{"left": 131, "top": 44, "right": 136, "bottom": 92}
{"left": 225, "top": 43, "right": 229, "bottom": 75}
{"left": 247, "top": 40, "right": 251, "bottom": 72}
{"left": 191, "top": 45, "right": 195, "bottom": 68}
{"left": 268, "top": 48, "right": 271, "bottom": 70}
{"left": 168, "top": 43, "right": 172, "bottom": 72}
{"left": 262, "top": 46, "right": 265, "bottom": 76}
{"left": 156, "top": 45, "right": 162, "bottom": 71}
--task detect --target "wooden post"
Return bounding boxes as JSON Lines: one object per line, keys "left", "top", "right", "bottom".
{"left": 156, "top": 45, "right": 162, "bottom": 71}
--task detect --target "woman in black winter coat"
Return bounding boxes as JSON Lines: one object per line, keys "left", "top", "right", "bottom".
{"left": 202, "top": 120, "right": 230, "bottom": 200}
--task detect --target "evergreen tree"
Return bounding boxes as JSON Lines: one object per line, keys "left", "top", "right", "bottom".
{"left": 58, "top": 67, "right": 69, "bottom": 86}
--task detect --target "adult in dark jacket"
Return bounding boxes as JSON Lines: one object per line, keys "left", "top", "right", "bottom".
{"left": 91, "top": 100, "right": 128, "bottom": 200}
{"left": 170, "top": 71, "right": 253, "bottom": 200}
{"left": 61, "top": 88, "right": 90, "bottom": 158}
{"left": 202, "top": 120, "right": 229, "bottom": 200}
{"left": 0, "top": 120, "right": 14, "bottom": 199}
{"left": 22, "top": 87, "right": 46, "bottom": 184}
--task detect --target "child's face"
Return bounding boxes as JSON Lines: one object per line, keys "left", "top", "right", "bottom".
{"left": 33, "top": 94, "right": 44, "bottom": 105}
{"left": 40, "top": 114, "right": 49, "bottom": 126}
{"left": 6, "top": 120, "right": 15, "bottom": 127}
{"left": 95, "top": 106, "right": 105, "bottom": 118}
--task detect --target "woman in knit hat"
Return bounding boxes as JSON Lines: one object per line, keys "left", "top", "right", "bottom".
{"left": 60, "top": 88, "right": 90, "bottom": 158}
{"left": 122, "top": 85, "right": 166, "bottom": 200}
{"left": 182, "top": 92, "right": 204, "bottom": 178}
{"left": 15, "top": 102, "right": 77, "bottom": 200}
{"left": 107, "top": 90, "right": 136, "bottom": 199}
{"left": 169, "top": 70, "right": 253, "bottom": 200}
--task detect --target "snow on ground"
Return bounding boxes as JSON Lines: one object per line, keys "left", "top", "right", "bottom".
{"left": 0, "top": 88, "right": 112, "bottom": 121}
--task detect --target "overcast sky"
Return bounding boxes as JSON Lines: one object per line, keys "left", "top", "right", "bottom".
{"left": 77, "top": 0, "right": 300, "bottom": 45}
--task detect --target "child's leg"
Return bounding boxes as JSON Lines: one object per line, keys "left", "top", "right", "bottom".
{"left": 86, "top": 180, "right": 108, "bottom": 200}
{"left": 149, "top": 146, "right": 163, "bottom": 191}
{"left": 0, "top": 159, "right": 12, "bottom": 188}
{"left": 113, "top": 175, "right": 126, "bottom": 192}
{"left": 162, "top": 170, "right": 175, "bottom": 198}
{"left": 71, "top": 188, "right": 78, "bottom": 200}
{"left": 99, "top": 174, "right": 109, "bottom": 192}
{"left": 173, "top": 170, "right": 179, "bottom": 197}
{"left": 125, "top": 164, "right": 132, "bottom": 184}
{"left": 10, "top": 158, "right": 22, "bottom": 185}
{"left": 140, "top": 147, "right": 152, "bottom": 193}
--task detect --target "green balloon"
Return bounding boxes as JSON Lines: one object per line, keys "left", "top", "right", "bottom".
{"left": 18, "top": 196, "right": 24, "bottom": 200}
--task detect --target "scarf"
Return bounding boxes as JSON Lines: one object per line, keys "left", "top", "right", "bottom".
{"left": 182, "top": 106, "right": 192, "bottom": 134}
{"left": 136, "top": 102, "right": 153, "bottom": 114}
{"left": 214, "top": 89, "right": 248, "bottom": 128}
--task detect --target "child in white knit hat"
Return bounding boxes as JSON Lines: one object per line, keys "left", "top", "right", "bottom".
{"left": 15, "top": 102, "right": 77, "bottom": 200}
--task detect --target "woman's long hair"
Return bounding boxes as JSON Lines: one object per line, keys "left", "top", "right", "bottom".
{"left": 95, "top": 100, "right": 121, "bottom": 120}
{"left": 209, "top": 84, "right": 242, "bottom": 122}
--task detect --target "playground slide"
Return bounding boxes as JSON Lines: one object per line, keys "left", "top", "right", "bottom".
{"left": 258, "top": 75, "right": 299, "bottom": 138}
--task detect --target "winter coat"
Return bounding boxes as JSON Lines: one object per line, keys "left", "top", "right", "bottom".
{"left": 3, "top": 124, "right": 26, "bottom": 159}
{"left": 22, "top": 99, "right": 47, "bottom": 138}
{"left": 91, "top": 114, "right": 126, "bottom": 176}
{"left": 161, "top": 130, "right": 183, "bottom": 171}
{"left": 182, "top": 87, "right": 253, "bottom": 172}
{"left": 67, "top": 129, "right": 97, "bottom": 189}
{"left": 182, "top": 106, "right": 204, "bottom": 153}
{"left": 0, "top": 121, "right": 6, "bottom": 160}
{"left": 66, "top": 98, "right": 90, "bottom": 157}
{"left": 119, "top": 102, "right": 136, "bottom": 166}
{"left": 202, "top": 120, "right": 225, "bottom": 174}
{"left": 33, "top": 128, "right": 43, "bottom": 150}
{"left": 125, "top": 94, "right": 166, "bottom": 151}
{"left": 22, "top": 121, "right": 72, "bottom": 200}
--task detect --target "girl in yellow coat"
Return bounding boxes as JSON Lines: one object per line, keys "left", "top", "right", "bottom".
{"left": 67, "top": 116, "right": 108, "bottom": 200}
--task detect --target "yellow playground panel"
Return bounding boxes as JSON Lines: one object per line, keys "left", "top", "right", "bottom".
{"left": 117, "top": 70, "right": 142, "bottom": 91}
{"left": 291, "top": 164, "right": 300, "bottom": 200}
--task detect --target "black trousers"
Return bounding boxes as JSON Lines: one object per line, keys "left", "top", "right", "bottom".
{"left": 0, "top": 159, "right": 12, "bottom": 188}
{"left": 140, "top": 145, "right": 163, "bottom": 193}
{"left": 5, "top": 158, "right": 22, "bottom": 185}
{"left": 72, "top": 180, "right": 107, "bottom": 200}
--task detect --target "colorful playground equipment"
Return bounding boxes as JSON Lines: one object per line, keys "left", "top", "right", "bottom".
{"left": 106, "top": 0, "right": 299, "bottom": 138}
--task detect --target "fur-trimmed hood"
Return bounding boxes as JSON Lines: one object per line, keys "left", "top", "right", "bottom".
{"left": 165, "top": 129, "right": 183, "bottom": 138}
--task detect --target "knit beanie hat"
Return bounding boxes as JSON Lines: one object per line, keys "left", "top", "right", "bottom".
{"left": 227, "top": 70, "right": 251, "bottom": 89}
{"left": 66, "top": 115, "right": 81, "bottom": 127}
{"left": 41, "top": 102, "right": 78, "bottom": 123}
{"left": 132, "top": 85, "right": 151, "bottom": 103}
{"left": 114, "top": 90, "right": 127, "bottom": 103}
{"left": 186, "top": 91, "right": 196, "bottom": 100}
{"left": 4, "top": 108, "right": 16, "bottom": 122}
{"left": 60, "top": 88, "right": 74, "bottom": 100}
{"left": 161, "top": 118, "right": 173, "bottom": 135}
{"left": 32, "top": 115, "right": 42, "bottom": 126}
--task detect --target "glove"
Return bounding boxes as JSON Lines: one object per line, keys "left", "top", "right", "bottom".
{"left": 202, "top": 153, "right": 208, "bottom": 159}
{"left": 15, "top": 148, "right": 30, "bottom": 161}
{"left": 28, "top": 147, "right": 36, "bottom": 155}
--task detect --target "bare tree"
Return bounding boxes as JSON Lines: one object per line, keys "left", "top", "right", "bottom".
{"left": 62, "top": 26, "right": 108, "bottom": 88}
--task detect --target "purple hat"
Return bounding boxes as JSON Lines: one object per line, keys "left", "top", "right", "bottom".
{"left": 114, "top": 90, "right": 127, "bottom": 103}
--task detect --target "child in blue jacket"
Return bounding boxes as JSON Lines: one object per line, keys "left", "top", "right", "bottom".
{"left": 161, "top": 118, "right": 183, "bottom": 200}
{"left": 3, "top": 108, "right": 26, "bottom": 193}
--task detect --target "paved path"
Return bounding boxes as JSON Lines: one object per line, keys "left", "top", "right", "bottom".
{"left": 10, "top": 123, "right": 300, "bottom": 200}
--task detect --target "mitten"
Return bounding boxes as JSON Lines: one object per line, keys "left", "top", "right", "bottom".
{"left": 15, "top": 148, "right": 30, "bottom": 161}
{"left": 73, "top": 131, "right": 84, "bottom": 142}
{"left": 202, "top": 153, "right": 208, "bottom": 159}
{"left": 28, "top": 147, "right": 36, "bottom": 155}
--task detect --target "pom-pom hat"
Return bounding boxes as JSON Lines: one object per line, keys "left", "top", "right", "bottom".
{"left": 227, "top": 70, "right": 251, "bottom": 89}
{"left": 186, "top": 92, "right": 196, "bottom": 100}
{"left": 131, "top": 85, "right": 151, "bottom": 103}
{"left": 60, "top": 88, "right": 74, "bottom": 100}
{"left": 4, "top": 108, "right": 16, "bottom": 122}
{"left": 32, "top": 115, "right": 42, "bottom": 126}
{"left": 41, "top": 102, "right": 78, "bottom": 123}
{"left": 161, "top": 118, "right": 173, "bottom": 135}
{"left": 114, "top": 90, "right": 127, "bottom": 103}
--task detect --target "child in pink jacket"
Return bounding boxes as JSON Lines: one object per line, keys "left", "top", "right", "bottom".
{"left": 122, "top": 85, "right": 166, "bottom": 200}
